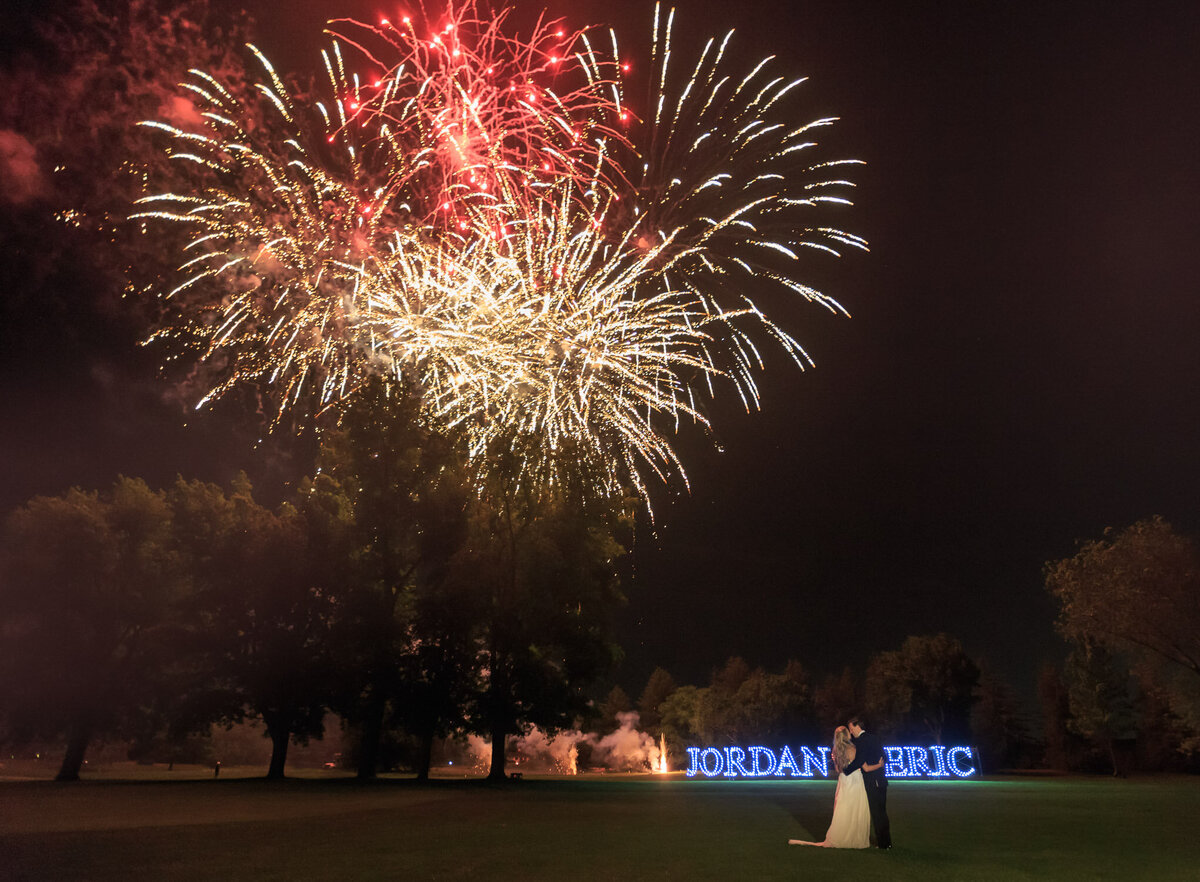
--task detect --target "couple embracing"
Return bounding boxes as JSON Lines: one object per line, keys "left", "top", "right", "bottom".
{"left": 790, "top": 715, "right": 892, "bottom": 850}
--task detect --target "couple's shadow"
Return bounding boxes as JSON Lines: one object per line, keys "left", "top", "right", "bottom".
{"left": 773, "top": 784, "right": 834, "bottom": 840}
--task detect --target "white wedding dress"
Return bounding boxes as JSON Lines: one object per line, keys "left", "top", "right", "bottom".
{"left": 790, "top": 769, "right": 871, "bottom": 849}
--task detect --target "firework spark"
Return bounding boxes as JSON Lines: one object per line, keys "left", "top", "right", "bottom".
{"left": 136, "top": 1, "right": 865, "bottom": 503}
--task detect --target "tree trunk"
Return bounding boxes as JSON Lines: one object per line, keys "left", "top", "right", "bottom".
{"left": 56, "top": 718, "right": 92, "bottom": 782}
{"left": 357, "top": 695, "right": 385, "bottom": 780}
{"left": 261, "top": 710, "right": 289, "bottom": 777}
{"left": 415, "top": 725, "right": 435, "bottom": 782}
{"left": 487, "top": 720, "right": 508, "bottom": 782}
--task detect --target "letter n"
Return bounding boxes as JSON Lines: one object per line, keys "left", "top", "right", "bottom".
{"left": 800, "top": 746, "right": 829, "bottom": 778}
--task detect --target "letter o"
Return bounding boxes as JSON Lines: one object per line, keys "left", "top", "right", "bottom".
{"left": 700, "top": 747, "right": 724, "bottom": 778}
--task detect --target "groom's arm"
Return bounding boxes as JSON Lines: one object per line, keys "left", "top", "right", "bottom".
{"left": 841, "top": 752, "right": 864, "bottom": 775}
{"left": 862, "top": 734, "right": 885, "bottom": 770}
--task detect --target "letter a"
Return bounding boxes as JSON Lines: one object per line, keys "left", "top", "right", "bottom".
{"left": 776, "top": 745, "right": 801, "bottom": 777}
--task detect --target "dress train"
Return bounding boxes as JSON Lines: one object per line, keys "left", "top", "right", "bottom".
{"left": 788, "top": 768, "right": 871, "bottom": 849}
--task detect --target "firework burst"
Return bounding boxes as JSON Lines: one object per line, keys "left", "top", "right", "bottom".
{"left": 136, "top": 1, "right": 866, "bottom": 504}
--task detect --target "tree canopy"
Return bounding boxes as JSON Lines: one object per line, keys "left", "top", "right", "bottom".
{"left": 1046, "top": 516, "right": 1200, "bottom": 753}
{"left": 864, "top": 633, "right": 979, "bottom": 744}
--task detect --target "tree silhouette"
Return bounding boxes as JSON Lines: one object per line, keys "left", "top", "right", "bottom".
{"left": 171, "top": 475, "right": 335, "bottom": 779}
{"left": 0, "top": 477, "right": 182, "bottom": 780}
{"left": 453, "top": 452, "right": 626, "bottom": 782}
{"left": 637, "top": 667, "right": 678, "bottom": 734}
{"left": 317, "top": 380, "right": 470, "bottom": 779}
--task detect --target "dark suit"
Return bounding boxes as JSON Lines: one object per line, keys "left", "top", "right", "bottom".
{"left": 843, "top": 729, "right": 891, "bottom": 848}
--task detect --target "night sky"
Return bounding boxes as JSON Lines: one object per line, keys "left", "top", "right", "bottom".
{"left": 3, "top": 0, "right": 1199, "bottom": 702}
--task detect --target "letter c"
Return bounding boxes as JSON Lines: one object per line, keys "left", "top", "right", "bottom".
{"left": 948, "top": 746, "right": 976, "bottom": 777}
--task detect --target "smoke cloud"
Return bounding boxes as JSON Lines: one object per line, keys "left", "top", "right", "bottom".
{"left": 584, "top": 711, "right": 662, "bottom": 772}
{"left": 0, "top": 130, "right": 43, "bottom": 205}
{"left": 452, "top": 712, "right": 667, "bottom": 775}
{"left": 156, "top": 95, "right": 205, "bottom": 130}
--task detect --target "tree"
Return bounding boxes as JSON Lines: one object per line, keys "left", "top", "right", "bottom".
{"left": 777, "top": 660, "right": 815, "bottom": 742}
{"left": 394, "top": 549, "right": 484, "bottom": 781}
{"left": 1133, "top": 682, "right": 1199, "bottom": 772}
{"left": 1038, "top": 663, "right": 1073, "bottom": 771}
{"left": 647, "top": 659, "right": 811, "bottom": 747}
{"left": 658, "top": 685, "right": 704, "bottom": 751}
{"left": 813, "top": 667, "right": 861, "bottom": 732}
{"left": 971, "top": 665, "right": 1033, "bottom": 770}
{"left": 729, "top": 668, "right": 793, "bottom": 744}
{"left": 451, "top": 463, "right": 626, "bottom": 782}
{"left": 711, "top": 656, "right": 752, "bottom": 695}
{"left": 691, "top": 657, "right": 749, "bottom": 745}
{"left": 318, "top": 380, "right": 471, "bottom": 779}
{"left": 710, "top": 660, "right": 812, "bottom": 745}
{"left": 637, "top": 667, "right": 678, "bottom": 734}
{"left": 600, "top": 686, "right": 634, "bottom": 728}
{"left": 1046, "top": 517, "right": 1200, "bottom": 751}
{"left": 1065, "top": 641, "right": 1139, "bottom": 776}
{"left": 0, "top": 477, "right": 181, "bottom": 780}
{"left": 865, "top": 634, "right": 979, "bottom": 743}
{"left": 171, "top": 475, "right": 335, "bottom": 779}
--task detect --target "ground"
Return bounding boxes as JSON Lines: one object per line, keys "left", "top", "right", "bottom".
{"left": 2, "top": 765, "right": 1198, "bottom": 880}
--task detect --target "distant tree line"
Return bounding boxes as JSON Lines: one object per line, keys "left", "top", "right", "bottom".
{"left": 599, "top": 633, "right": 1039, "bottom": 773}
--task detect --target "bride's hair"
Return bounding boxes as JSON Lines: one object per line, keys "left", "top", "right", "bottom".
{"left": 832, "top": 725, "right": 854, "bottom": 774}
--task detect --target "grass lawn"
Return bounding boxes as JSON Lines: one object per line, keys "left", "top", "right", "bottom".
{"left": 2, "top": 767, "right": 1198, "bottom": 880}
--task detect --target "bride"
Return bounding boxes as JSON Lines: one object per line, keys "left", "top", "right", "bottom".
{"left": 789, "top": 726, "right": 870, "bottom": 848}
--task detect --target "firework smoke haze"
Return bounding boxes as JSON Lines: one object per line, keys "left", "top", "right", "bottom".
{"left": 586, "top": 711, "right": 662, "bottom": 772}
{"left": 136, "top": 1, "right": 865, "bottom": 504}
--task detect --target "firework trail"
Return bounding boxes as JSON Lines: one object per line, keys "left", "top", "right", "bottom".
{"left": 136, "top": 1, "right": 865, "bottom": 503}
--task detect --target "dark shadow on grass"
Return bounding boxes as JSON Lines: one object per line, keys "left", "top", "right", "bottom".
{"left": 769, "top": 787, "right": 833, "bottom": 839}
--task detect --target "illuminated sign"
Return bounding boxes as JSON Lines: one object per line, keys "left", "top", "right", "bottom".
{"left": 684, "top": 745, "right": 978, "bottom": 779}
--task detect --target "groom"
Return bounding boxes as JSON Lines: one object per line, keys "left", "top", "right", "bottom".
{"left": 842, "top": 714, "right": 892, "bottom": 849}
